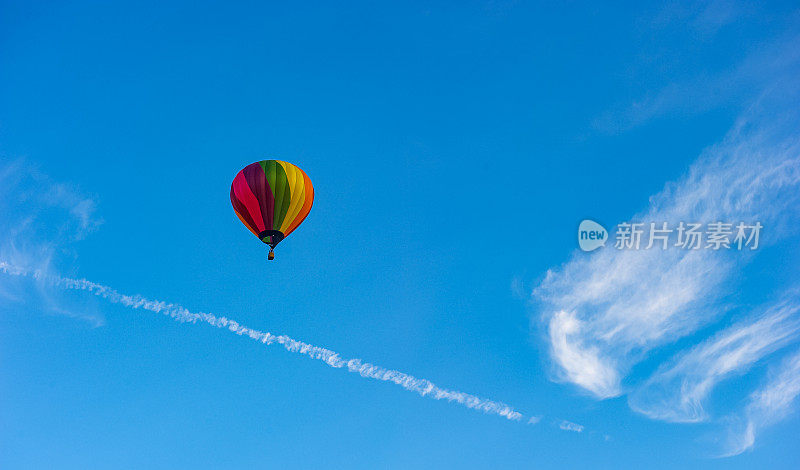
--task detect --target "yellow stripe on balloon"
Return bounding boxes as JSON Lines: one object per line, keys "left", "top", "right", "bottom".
{"left": 283, "top": 168, "right": 314, "bottom": 236}
{"left": 285, "top": 177, "right": 306, "bottom": 227}
{"left": 276, "top": 161, "right": 296, "bottom": 218}
{"left": 277, "top": 161, "right": 297, "bottom": 229}
{"left": 285, "top": 183, "right": 305, "bottom": 230}
{"left": 278, "top": 161, "right": 306, "bottom": 232}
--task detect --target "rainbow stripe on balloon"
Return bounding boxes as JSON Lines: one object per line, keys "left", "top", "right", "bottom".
{"left": 230, "top": 160, "right": 314, "bottom": 249}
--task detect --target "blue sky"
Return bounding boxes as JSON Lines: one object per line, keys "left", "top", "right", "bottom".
{"left": 2, "top": 1, "right": 800, "bottom": 468}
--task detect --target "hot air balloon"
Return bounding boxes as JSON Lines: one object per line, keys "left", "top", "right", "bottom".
{"left": 230, "top": 160, "right": 314, "bottom": 260}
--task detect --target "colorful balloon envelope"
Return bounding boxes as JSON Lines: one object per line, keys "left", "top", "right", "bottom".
{"left": 230, "top": 160, "right": 314, "bottom": 260}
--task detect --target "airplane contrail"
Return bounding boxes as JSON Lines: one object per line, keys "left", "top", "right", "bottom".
{"left": 0, "top": 262, "right": 524, "bottom": 421}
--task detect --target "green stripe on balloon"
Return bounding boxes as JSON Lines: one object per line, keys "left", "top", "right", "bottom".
{"left": 261, "top": 160, "right": 276, "bottom": 200}
{"left": 273, "top": 163, "right": 291, "bottom": 230}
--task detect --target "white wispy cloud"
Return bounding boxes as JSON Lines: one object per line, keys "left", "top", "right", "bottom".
{"left": 0, "top": 161, "right": 104, "bottom": 325}
{"left": 558, "top": 420, "right": 584, "bottom": 433}
{"left": 546, "top": 309, "right": 621, "bottom": 398}
{"left": 0, "top": 160, "right": 101, "bottom": 243}
{"left": 719, "top": 349, "right": 800, "bottom": 457}
{"left": 0, "top": 262, "right": 524, "bottom": 421}
{"left": 534, "top": 80, "right": 800, "bottom": 454}
{"left": 535, "top": 114, "right": 800, "bottom": 399}
{"left": 628, "top": 295, "right": 800, "bottom": 422}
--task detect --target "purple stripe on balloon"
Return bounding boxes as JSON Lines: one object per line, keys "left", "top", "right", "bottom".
{"left": 243, "top": 162, "right": 274, "bottom": 232}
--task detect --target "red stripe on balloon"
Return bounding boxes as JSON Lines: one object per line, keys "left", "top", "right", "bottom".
{"left": 230, "top": 185, "right": 259, "bottom": 234}
{"left": 231, "top": 171, "right": 266, "bottom": 232}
